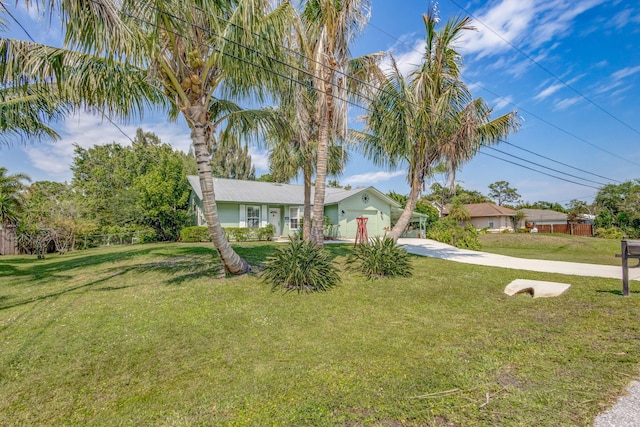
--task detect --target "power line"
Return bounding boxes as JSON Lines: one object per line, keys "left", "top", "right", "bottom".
{"left": 478, "top": 151, "right": 601, "bottom": 190}
{"left": 448, "top": 0, "right": 640, "bottom": 137}
{"left": 499, "top": 140, "right": 621, "bottom": 183}
{"left": 366, "top": 12, "right": 640, "bottom": 168}
{"left": 482, "top": 144, "right": 609, "bottom": 186}
{"left": 13, "top": 1, "right": 624, "bottom": 192}
{"left": 470, "top": 81, "right": 640, "bottom": 168}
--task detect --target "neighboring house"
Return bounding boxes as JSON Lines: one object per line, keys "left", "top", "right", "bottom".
{"left": 187, "top": 176, "right": 401, "bottom": 240}
{"left": 519, "top": 208, "right": 568, "bottom": 227}
{"left": 464, "top": 203, "right": 517, "bottom": 232}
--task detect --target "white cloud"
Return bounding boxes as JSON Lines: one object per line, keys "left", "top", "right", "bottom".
{"left": 553, "top": 96, "right": 582, "bottom": 111}
{"left": 342, "top": 170, "right": 405, "bottom": 185}
{"left": 459, "top": 0, "right": 606, "bottom": 59}
{"left": 534, "top": 83, "right": 564, "bottom": 100}
{"left": 611, "top": 65, "right": 640, "bottom": 81}
{"left": 249, "top": 148, "right": 270, "bottom": 171}
{"left": 24, "top": 111, "right": 192, "bottom": 181}
{"left": 492, "top": 95, "right": 514, "bottom": 111}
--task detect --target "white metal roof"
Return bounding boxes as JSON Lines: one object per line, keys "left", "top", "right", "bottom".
{"left": 187, "top": 176, "right": 400, "bottom": 207}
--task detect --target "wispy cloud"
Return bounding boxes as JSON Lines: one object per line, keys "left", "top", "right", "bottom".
{"left": 492, "top": 95, "right": 514, "bottom": 111}
{"left": 553, "top": 96, "right": 582, "bottom": 111}
{"left": 458, "top": 0, "right": 606, "bottom": 58}
{"left": 611, "top": 65, "right": 640, "bottom": 81}
{"left": 534, "top": 83, "right": 564, "bottom": 101}
{"left": 343, "top": 170, "right": 405, "bottom": 185}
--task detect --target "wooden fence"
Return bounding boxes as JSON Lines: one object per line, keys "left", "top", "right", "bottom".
{"left": 536, "top": 223, "right": 593, "bottom": 237}
{"left": 0, "top": 227, "right": 18, "bottom": 255}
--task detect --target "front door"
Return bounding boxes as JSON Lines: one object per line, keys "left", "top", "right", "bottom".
{"left": 268, "top": 208, "right": 281, "bottom": 236}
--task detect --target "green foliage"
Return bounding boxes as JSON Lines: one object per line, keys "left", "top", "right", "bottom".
{"left": 595, "top": 227, "right": 624, "bottom": 240}
{"left": 346, "top": 236, "right": 413, "bottom": 279}
{"left": 0, "top": 167, "right": 31, "bottom": 226}
{"left": 210, "top": 133, "right": 256, "bottom": 180}
{"left": 258, "top": 223, "right": 275, "bottom": 241}
{"left": 488, "top": 180, "right": 520, "bottom": 206}
{"left": 262, "top": 239, "right": 340, "bottom": 293}
{"left": 180, "top": 226, "right": 211, "bottom": 243}
{"left": 426, "top": 218, "right": 481, "bottom": 250}
{"left": 71, "top": 129, "right": 191, "bottom": 240}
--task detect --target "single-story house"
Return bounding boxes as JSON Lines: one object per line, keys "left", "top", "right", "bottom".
{"left": 519, "top": 208, "right": 568, "bottom": 226}
{"left": 464, "top": 203, "right": 517, "bottom": 232}
{"left": 187, "top": 176, "right": 401, "bottom": 240}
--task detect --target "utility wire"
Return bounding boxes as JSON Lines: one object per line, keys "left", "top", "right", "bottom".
{"left": 366, "top": 14, "right": 640, "bottom": 168}
{"left": 448, "top": 0, "right": 640, "bottom": 137}
{"left": 479, "top": 151, "right": 601, "bottom": 190}
{"left": 499, "top": 139, "right": 621, "bottom": 183}
{"left": 482, "top": 145, "right": 609, "bottom": 186}
{"left": 15, "top": 0, "right": 624, "bottom": 191}
{"left": 4, "top": 3, "right": 134, "bottom": 143}
{"left": 470, "top": 80, "right": 640, "bottom": 168}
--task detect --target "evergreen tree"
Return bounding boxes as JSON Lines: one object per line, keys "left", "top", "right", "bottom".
{"left": 210, "top": 133, "right": 256, "bottom": 180}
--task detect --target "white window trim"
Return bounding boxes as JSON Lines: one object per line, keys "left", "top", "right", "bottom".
{"left": 246, "top": 205, "right": 261, "bottom": 229}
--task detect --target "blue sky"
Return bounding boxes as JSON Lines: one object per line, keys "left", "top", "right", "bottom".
{"left": 2, "top": 0, "right": 640, "bottom": 205}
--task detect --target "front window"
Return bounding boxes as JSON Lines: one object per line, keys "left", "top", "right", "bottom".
{"left": 247, "top": 206, "right": 260, "bottom": 228}
{"left": 290, "top": 207, "right": 300, "bottom": 229}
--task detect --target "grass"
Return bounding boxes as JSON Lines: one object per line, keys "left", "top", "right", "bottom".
{"left": 1, "top": 241, "right": 640, "bottom": 426}
{"left": 479, "top": 233, "right": 623, "bottom": 265}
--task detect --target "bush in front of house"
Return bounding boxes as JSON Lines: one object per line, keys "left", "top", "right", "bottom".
{"left": 261, "top": 239, "right": 340, "bottom": 293}
{"left": 347, "top": 236, "right": 413, "bottom": 279}
{"left": 426, "top": 218, "right": 481, "bottom": 250}
{"left": 180, "top": 226, "right": 211, "bottom": 242}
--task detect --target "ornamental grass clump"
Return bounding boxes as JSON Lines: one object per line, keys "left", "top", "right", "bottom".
{"left": 261, "top": 239, "right": 340, "bottom": 293}
{"left": 347, "top": 236, "right": 413, "bottom": 279}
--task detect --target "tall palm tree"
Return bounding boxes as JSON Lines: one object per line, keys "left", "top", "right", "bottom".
{"left": 354, "top": 10, "right": 519, "bottom": 241}
{"left": 0, "top": 167, "right": 30, "bottom": 226}
{"left": 300, "top": 0, "right": 377, "bottom": 247}
{"left": 1, "top": 0, "right": 292, "bottom": 274}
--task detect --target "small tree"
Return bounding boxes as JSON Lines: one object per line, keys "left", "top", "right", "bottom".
{"left": 488, "top": 181, "right": 520, "bottom": 206}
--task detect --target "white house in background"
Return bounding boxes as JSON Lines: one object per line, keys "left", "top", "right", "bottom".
{"left": 519, "top": 208, "right": 568, "bottom": 226}
{"left": 464, "top": 203, "right": 517, "bottom": 232}
{"left": 187, "top": 176, "right": 402, "bottom": 240}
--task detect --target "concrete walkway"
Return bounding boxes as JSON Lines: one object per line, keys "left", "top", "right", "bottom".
{"left": 397, "top": 238, "right": 640, "bottom": 426}
{"left": 398, "top": 238, "right": 640, "bottom": 281}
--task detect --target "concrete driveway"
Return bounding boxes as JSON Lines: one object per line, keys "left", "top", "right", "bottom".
{"left": 398, "top": 238, "right": 640, "bottom": 281}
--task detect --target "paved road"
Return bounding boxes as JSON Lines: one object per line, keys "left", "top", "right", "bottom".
{"left": 398, "top": 238, "right": 640, "bottom": 281}
{"left": 397, "top": 238, "right": 640, "bottom": 426}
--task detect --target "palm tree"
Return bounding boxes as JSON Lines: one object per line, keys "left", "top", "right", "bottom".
{"left": 354, "top": 10, "right": 519, "bottom": 242}
{"left": 0, "top": 167, "right": 30, "bottom": 227}
{"left": 300, "top": 0, "right": 379, "bottom": 247}
{"left": 1, "top": 0, "right": 292, "bottom": 274}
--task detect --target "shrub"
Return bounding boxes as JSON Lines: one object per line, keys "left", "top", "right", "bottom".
{"left": 180, "top": 226, "right": 211, "bottom": 242}
{"left": 347, "top": 236, "right": 413, "bottom": 279}
{"left": 227, "top": 228, "right": 250, "bottom": 241}
{"left": 134, "top": 227, "right": 158, "bottom": 243}
{"left": 426, "top": 218, "right": 481, "bottom": 250}
{"left": 595, "top": 227, "right": 624, "bottom": 240}
{"left": 261, "top": 239, "right": 340, "bottom": 293}
{"left": 258, "top": 224, "right": 275, "bottom": 241}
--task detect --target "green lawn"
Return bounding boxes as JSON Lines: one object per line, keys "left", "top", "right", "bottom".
{"left": 479, "top": 233, "right": 623, "bottom": 265}
{"left": 1, "top": 241, "right": 639, "bottom": 426}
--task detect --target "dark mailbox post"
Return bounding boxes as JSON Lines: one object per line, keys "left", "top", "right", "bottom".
{"left": 616, "top": 238, "right": 640, "bottom": 296}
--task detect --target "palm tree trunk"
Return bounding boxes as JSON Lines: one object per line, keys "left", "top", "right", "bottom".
{"left": 387, "top": 171, "right": 422, "bottom": 242}
{"left": 311, "top": 113, "right": 329, "bottom": 247}
{"left": 447, "top": 157, "right": 456, "bottom": 193}
{"left": 188, "top": 106, "right": 250, "bottom": 275}
{"left": 303, "top": 159, "right": 312, "bottom": 241}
